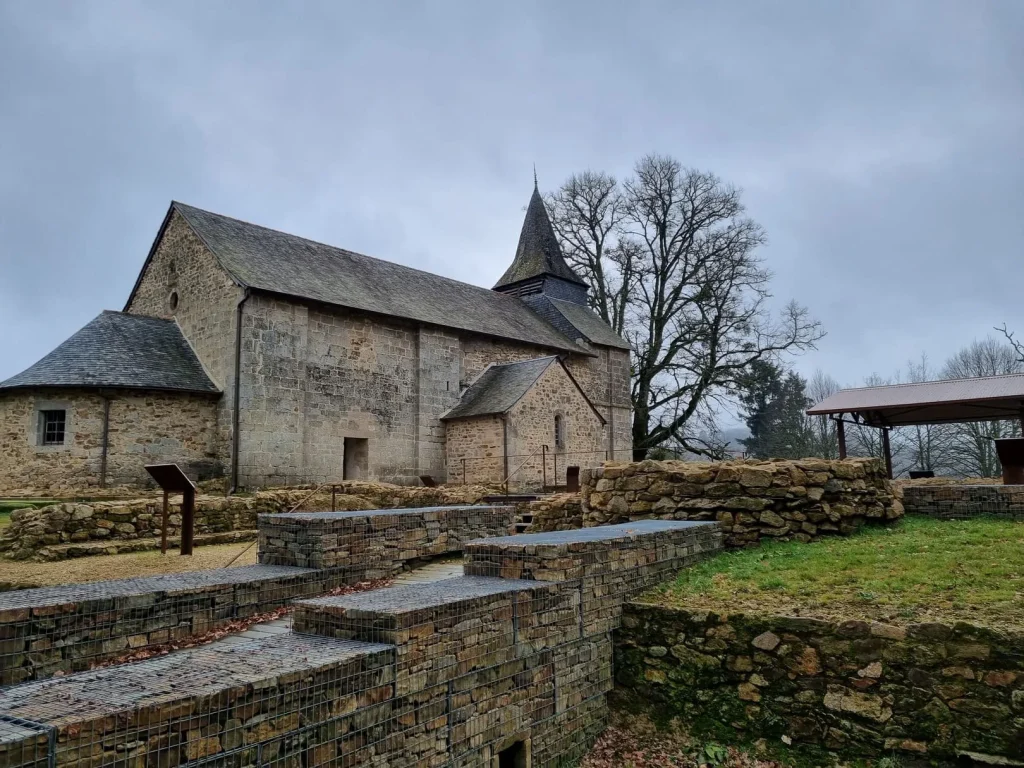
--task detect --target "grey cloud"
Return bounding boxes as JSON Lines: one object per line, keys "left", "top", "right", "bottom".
{"left": 2, "top": 0, "right": 1022, "bottom": 396}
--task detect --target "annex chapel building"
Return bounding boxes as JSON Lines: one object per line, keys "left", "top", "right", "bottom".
{"left": 0, "top": 186, "right": 632, "bottom": 492}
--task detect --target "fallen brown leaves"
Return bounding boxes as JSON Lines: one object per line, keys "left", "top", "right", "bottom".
{"left": 580, "top": 714, "right": 785, "bottom": 768}
{"left": 80, "top": 578, "right": 393, "bottom": 671}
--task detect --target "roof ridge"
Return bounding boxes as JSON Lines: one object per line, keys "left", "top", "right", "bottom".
{"left": 836, "top": 370, "right": 1024, "bottom": 393}
{"left": 172, "top": 201, "right": 558, "bottom": 310}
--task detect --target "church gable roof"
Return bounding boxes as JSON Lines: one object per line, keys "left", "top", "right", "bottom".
{"left": 441, "top": 356, "right": 605, "bottom": 423}
{"left": 441, "top": 357, "right": 558, "bottom": 420}
{"left": 165, "top": 202, "right": 584, "bottom": 355}
{"left": 522, "top": 295, "right": 630, "bottom": 350}
{"left": 493, "top": 186, "right": 587, "bottom": 289}
{"left": 0, "top": 311, "right": 219, "bottom": 394}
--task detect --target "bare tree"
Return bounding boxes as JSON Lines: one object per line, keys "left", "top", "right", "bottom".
{"left": 942, "top": 337, "right": 1022, "bottom": 477}
{"left": 997, "top": 324, "right": 1024, "bottom": 364}
{"left": 845, "top": 373, "right": 914, "bottom": 476}
{"left": 904, "top": 354, "right": 948, "bottom": 473}
{"left": 548, "top": 155, "right": 824, "bottom": 459}
{"left": 804, "top": 369, "right": 840, "bottom": 458}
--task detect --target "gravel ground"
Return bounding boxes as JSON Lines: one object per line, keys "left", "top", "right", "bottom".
{"left": 0, "top": 541, "right": 259, "bottom": 588}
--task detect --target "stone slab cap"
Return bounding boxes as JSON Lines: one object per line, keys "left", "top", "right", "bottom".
{"left": 464, "top": 519, "right": 718, "bottom": 549}
{"left": 295, "top": 575, "right": 557, "bottom": 621}
{"left": 0, "top": 564, "right": 318, "bottom": 613}
{"left": 0, "top": 633, "right": 393, "bottom": 728}
{"left": 260, "top": 504, "right": 512, "bottom": 522}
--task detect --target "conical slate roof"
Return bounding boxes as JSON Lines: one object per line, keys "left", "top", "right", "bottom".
{"left": 0, "top": 311, "right": 219, "bottom": 394}
{"left": 493, "top": 186, "right": 587, "bottom": 289}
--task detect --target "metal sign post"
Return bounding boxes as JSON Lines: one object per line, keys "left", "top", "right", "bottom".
{"left": 144, "top": 463, "right": 197, "bottom": 556}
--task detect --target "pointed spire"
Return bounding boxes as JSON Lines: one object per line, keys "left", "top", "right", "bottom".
{"left": 533, "top": 164, "right": 538, "bottom": 189}
{"left": 493, "top": 183, "right": 587, "bottom": 291}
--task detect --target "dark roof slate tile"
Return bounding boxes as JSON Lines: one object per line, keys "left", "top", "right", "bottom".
{"left": 0, "top": 311, "right": 219, "bottom": 394}
{"left": 441, "top": 357, "right": 557, "bottom": 420}
{"left": 493, "top": 186, "right": 586, "bottom": 289}
{"left": 171, "top": 202, "right": 583, "bottom": 354}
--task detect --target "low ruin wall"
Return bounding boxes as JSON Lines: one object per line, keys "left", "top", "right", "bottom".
{"left": 615, "top": 604, "right": 1024, "bottom": 764}
{"left": 0, "top": 483, "right": 501, "bottom": 560}
{"left": 257, "top": 505, "right": 516, "bottom": 574}
{"left": 0, "top": 564, "right": 326, "bottom": 686}
{"left": 0, "top": 519, "right": 720, "bottom": 768}
{"left": 582, "top": 457, "right": 902, "bottom": 547}
{"left": 903, "top": 483, "right": 1024, "bottom": 520}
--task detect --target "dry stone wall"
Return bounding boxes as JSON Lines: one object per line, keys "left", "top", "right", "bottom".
{"left": 616, "top": 604, "right": 1024, "bottom": 764}
{"left": 0, "top": 482, "right": 502, "bottom": 560}
{"left": 583, "top": 457, "right": 902, "bottom": 547}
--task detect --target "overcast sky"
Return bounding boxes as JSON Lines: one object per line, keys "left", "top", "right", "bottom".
{"left": 2, "top": 1, "right": 1022, "bottom": 401}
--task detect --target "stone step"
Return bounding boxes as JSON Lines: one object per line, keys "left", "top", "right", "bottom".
{"left": 35, "top": 530, "right": 257, "bottom": 561}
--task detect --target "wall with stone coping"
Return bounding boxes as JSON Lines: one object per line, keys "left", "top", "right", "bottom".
{"left": 582, "top": 457, "right": 902, "bottom": 547}
{"left": 903, "top": 483, "right": 1024, "bottom": 520}
{"left": 0, "top": 518, "right": 715, "bottom": 768}
{"left": 0, "top": 388, "right": 221, "bottom": 494}
{"left": 0, "top": 482, "right": 503, "bottom": 561}
{"left": 0, "top": 564, "right": 328, "bottom": 686}
{"left": 615, "top": 603, "right": 1024, "bottom": 764}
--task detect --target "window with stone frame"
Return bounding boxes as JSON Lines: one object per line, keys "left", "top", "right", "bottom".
{"left": 554, "top": 413, "right": 566, "bottom": 449}
{"left": 39, "top": 409, "right": 67, "bottom": 446}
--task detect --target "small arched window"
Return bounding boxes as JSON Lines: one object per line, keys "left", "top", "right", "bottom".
{"left": 169, "top": 291, "right": 179, "bottom": 311}
{"left": 554, "top": 414, "right": 565, "bottom": 449}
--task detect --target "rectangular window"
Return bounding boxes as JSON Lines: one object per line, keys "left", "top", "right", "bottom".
{"left": 40, "top": 410, "right": 66, "bottom": 446}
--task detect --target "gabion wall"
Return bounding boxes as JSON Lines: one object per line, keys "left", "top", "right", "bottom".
{"left": 0, "top": 505, "right": 514, "bottom": 686}
{"left": 0, "top": 518, "right": 721, "bottom": 768}
{"left": 903, "top": 483, "right": 1024, "bottom": 520}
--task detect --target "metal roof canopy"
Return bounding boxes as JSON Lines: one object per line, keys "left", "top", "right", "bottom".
{"left": 807, "top": 373, "right": 1024, "bottom": 428}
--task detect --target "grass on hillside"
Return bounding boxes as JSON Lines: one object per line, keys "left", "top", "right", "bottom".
{"left": 648, "top": 516, "right": 1024, "bottom": 630}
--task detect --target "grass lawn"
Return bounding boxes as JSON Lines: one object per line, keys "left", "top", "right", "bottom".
{"left": 647, "top": 516, "right": 1024, "bottom": 630}
{"left": 0, "top": 541, "right": 258, "bottom": 589}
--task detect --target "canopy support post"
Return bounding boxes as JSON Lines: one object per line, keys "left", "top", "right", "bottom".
{"left": 836, "top": 418, "right": 847, "bottom": 460}
{"left": 882, "top": 427, "right": 893, "bottom": 479}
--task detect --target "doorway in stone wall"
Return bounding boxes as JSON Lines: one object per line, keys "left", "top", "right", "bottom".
{"left": 494, "top": 739, "right": 530, "bottom": 768}
{"left": 343, "top": 438, "right": 369, "bottom": 480}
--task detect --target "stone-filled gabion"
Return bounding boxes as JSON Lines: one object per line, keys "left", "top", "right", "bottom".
{"left": 0, "top": 564, "right": 326, "bottom": 686}
{"left": 582, "top": 457, "right": 902, "bottom": 547}
{"left": 903, "top": 483, "right": 1024, "bottom": 520}
{"left": 257, "top": 505, "right": 516, "bottom": 574}
{"left": 0, "top": 518, "right": 720, "bottom": 768}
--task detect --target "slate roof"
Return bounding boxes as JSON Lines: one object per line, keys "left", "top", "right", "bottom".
{"left": 493, "top": 186, "right": 587, "bottom": 289}
{"left": 0, "top": 311, "right": 219, "bottom": 394}
{"left": 522, "top": 295, "right": 630, "bottom": 350}
{"left": 162, "top": 202, "right": 585, "bottom": 355}
{"left": 441, "top": 357, "right": 558, "bottom": 420}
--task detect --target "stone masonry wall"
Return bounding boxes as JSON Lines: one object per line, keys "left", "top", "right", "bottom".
{"left": 0, "top": 488, "right": 341, "bottom": 561}
{"left": 444, "top": 415, "right": 505, "bottom": 485}
{"left": 507, "top": 360, "right": 606, "bottom": 488}
{"left": 0, "top": 388, "right": 220, "bottom": 494}
{"left": 125, "top": 209, "right": 242, "bottom": 461}
{"left": 0, "top": 482, "right": 503, "bottom": 561}
{"left": 616, "top": 604, "right": 1024, "bottom": 763}
{"left": 903, "top": 483, "right": 1024, "bottom": 520}
{"left": 257, "top": 505, "right": 516, "bottom": 576}
{"left": 583, "top": 457, "right": 902, "bottom": 547}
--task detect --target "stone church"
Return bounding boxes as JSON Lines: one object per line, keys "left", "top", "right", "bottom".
{"left": 0, "top": 186, "right": 631, "bottom": 492}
